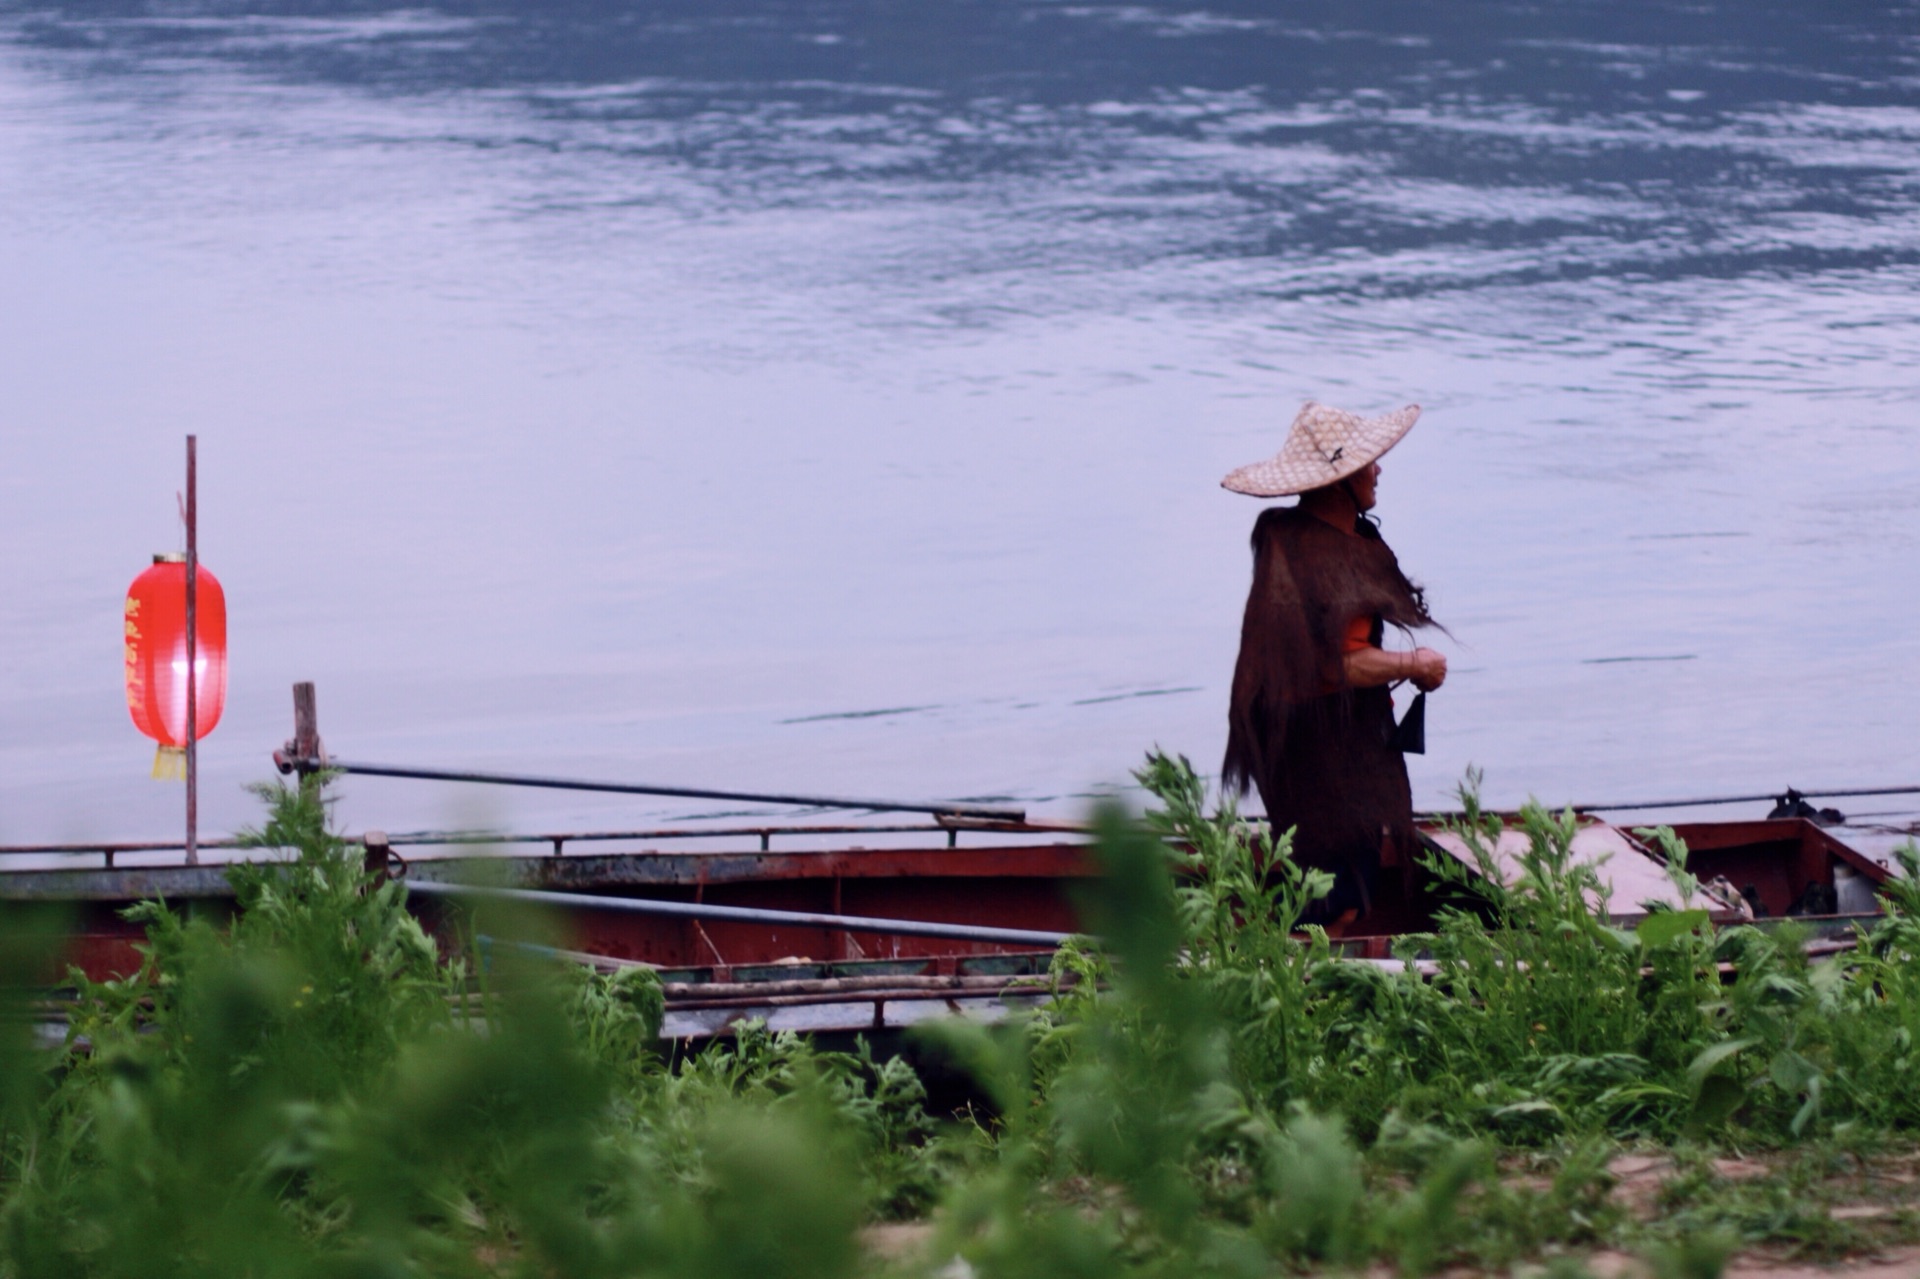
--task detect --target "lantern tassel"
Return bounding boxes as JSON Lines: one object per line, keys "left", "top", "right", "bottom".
{"left": 152, "top": 745, "right": 186, "bottom": 781}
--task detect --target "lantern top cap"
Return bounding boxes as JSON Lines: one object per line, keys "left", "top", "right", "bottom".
{"left": 153, "top": 553, "right": 186, "bottom": 564}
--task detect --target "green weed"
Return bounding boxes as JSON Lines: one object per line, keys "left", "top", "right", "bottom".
{"left": 0, "top": 756, "right": 1910, "bottom": 1275}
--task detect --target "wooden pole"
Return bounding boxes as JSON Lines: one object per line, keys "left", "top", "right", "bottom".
{"left": 184, "top": 435, "right": 198, "bottom": 866}
{"left": 291, "top": 681, "right": 320, "bottom": 766}
{"left": 362, "top": 830, "right": 391, "bottom": 888}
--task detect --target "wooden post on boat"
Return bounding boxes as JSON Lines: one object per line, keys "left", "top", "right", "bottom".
{"left": 184, "top": 436, "right": 199, "bottom": 866}
{"left": 362, "top": 830, "right": 391, "bottom": 888}
{"left": 272, "top": 681, "right": 334, "bottom": 783}
{"left": 290, "top": 682, "right": 322, "bottom": 772}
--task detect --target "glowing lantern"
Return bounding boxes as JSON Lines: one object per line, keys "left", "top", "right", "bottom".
{"left": 124, "top": 554, "right": 227, "bottom": 778}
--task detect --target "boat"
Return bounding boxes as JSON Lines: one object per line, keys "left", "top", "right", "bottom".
{"left": 2, "top": 681, "right": 1890, "bottom": 1036}
{"left": 0, "top": 803, "right": 1891, "bottom": 1040}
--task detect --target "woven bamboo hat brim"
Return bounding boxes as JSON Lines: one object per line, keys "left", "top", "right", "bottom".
{"left": 1221, "top": 401, "right": 1421, "bottom": 498}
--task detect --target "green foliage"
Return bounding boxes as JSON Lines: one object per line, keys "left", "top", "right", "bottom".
{"left": 918, "top": 754, "right": 1920, "bottom": 1276}
{"left": 0, "top": 776, "right": 893, "bottom": 1278}
{"left": 0, "top": 759, "right": 1912, "bottom": 1276}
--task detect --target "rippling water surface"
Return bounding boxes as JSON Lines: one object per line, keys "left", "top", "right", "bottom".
{"left": 2, "top": 1, "right": 1917, "bottom": 846}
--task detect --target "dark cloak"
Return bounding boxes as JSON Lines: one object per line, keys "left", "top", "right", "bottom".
{"left": 1223, "top": 505, "right": 1433, "bottom": 881}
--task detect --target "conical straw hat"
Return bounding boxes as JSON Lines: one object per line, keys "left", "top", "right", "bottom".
{"left": 1221, "top": 401, "right": 1421, "bottom": 498}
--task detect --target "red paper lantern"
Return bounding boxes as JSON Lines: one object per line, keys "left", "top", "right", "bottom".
{"left": 124, "top": 555, "right": 227, "bottom": 758}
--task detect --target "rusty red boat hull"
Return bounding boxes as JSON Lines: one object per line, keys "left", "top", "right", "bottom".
{"left": 8, "top": 813, "right": 1892, "bottom": 1037}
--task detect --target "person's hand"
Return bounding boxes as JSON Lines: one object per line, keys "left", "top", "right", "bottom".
{"left": 1408, "top": 648, "right": 1447, "bottom": 692}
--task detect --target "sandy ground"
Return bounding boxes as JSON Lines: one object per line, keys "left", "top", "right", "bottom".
{"left": 857, "top": 1147, "right": 1920, "bottom": 1277}
{"left": 863, "top": 1221, "right": 1920, "bottom": 1277}
{"left": 1581, "top": 1249, "right": 1920, "bottom": 1279}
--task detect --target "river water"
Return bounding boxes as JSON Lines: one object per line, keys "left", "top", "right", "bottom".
{"left": 2, "top": 0, "right": 1917, "bottom": 850}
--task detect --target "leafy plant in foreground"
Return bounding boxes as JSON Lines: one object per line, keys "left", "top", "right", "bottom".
{"left": 0, "top": 757, "right": 1913, "bottom": 1275}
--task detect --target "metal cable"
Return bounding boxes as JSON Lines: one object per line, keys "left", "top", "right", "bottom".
{"left": 1574, "top": 784, "right": 1920, "bottom": 814}
{"left": 277, "top": 755, "right": 1025, "bottom": 823}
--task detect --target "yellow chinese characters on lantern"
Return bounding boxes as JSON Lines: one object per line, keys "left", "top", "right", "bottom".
{"left": 124, "top": 555, "right": 227, "bottom": 779}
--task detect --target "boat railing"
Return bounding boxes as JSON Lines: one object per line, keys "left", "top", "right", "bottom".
{"left": 0, "top": 817, "right": 1094, "bottom": 873}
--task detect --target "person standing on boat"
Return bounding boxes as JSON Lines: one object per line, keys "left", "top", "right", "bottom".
{"left": 1221, "top": 401, "right": 1447, "bottom": 924}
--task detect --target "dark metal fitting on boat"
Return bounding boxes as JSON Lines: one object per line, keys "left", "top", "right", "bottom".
{"left": 1768, "top": 788, "right": 1845, "bottom": 826}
